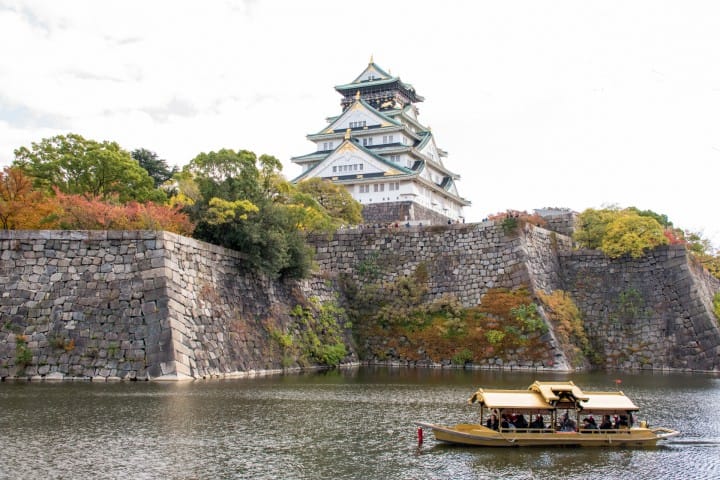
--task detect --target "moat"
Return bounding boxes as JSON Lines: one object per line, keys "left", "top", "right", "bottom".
{"left": 1, "top": 368, "right": 719, "bottom": 479}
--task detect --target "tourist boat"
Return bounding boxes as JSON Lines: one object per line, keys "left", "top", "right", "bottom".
{"left": 416, "top": 381, "right": 679, "bottom": 447}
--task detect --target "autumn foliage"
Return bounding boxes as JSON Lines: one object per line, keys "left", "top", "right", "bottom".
{"left": 0, "top": 166, "right": 193, "bottom": 234}
{"left": 0, "top": 167, "right": 59, "bottom": 229}
{"left": 487, "top": 210, "right": 547, "bottom": 228}
{"left": 51, "top": 190, "right": 194, "bottom": 234}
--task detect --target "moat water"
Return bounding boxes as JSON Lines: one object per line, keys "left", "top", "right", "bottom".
{"left": 1, "top": 368, "right": 719, "bottom": 479}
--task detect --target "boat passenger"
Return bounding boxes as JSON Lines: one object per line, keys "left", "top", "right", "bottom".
{"left": 559, "top": 412, "right": 577, "bottom": 432}
{"left": 500, "top": 414, "right": 514, "bottom": 430}
{"left": 514, "top": 414, "right": 528, "bottom": 429}
{"left": 486, "top": 414, "right": 499, "bottom": 431}
{"left": 599, "top": 415, "right": 613, "bottom": 430}
{"left": 616, "top": 414, "right": 630, "bottom": 429}
{"left": 529, "top": 415, "right": 545, "bottom": 430}
{"left": 582, "top": 416, "right": 598, "bottom": 430}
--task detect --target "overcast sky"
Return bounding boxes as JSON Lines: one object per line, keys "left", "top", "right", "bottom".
{"left": 1, "top": 1, "right": 718, "bottom": 247}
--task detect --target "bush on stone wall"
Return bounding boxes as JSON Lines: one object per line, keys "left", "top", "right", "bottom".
{"left": 286, "top": 297, "right": 350, "bottom": 367}
{"left": 536, "top": 290, "right": 594, "bottom": 367}
{"left": 342, "top": 268, "right": 553, "bottom": 365}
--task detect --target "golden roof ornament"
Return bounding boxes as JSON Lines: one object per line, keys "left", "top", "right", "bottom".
{"left": 369, "top": 54, "right": 374, "bottom": 64}
{"left": 355, "top": 90, "right": 361, "bottom": 100}
{"left": 345, "top": 128, "right": 351, "bottom": 140}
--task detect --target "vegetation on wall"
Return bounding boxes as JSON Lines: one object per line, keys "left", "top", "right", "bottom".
{"left": 536, "top": 290, "right": 594, "bottom": 367}
{"left": 267, "top": 296, "right": 350, "bottom": 368}
{"left": 341, "top": 260, "right": 553, "bottom": 366}
{"left": 713, "top": 292, "right": 720, "bottom": 324}
{"left": 488, "top": 210, "right": 547, "bottom": 235}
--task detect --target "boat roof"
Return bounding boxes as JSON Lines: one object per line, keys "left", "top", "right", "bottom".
{"left": 580, "top": 392, "right": 639, "bottom": 413}
{"left": 468, "top": 390, "right": 553, "bottom": 411}
{"left": 529, "top": 381, "right": 589, "bottom": 402}
{"left": 468, "top": 381, "right": 640, "bottom": 413}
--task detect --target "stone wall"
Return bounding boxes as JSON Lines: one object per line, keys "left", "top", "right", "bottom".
{"left": 2, "top": 224, "right": 719, "bottom": 380}
{"left": 0, "top": 231, "right": 172, "bottom": 380}
{"left": 312, "top": 221, "right": 531, "bottom": 306}
{"left": 0, "top": 230, "right": 354, "bottom": 381}
{"left": 360, "top": 201, "right": 454, "bottom": 225}
{"left": 558, "top": 246, "right": 720, "bottom": 371}
{"left": 310, "top": 222, "right": 720, "bottom": 371}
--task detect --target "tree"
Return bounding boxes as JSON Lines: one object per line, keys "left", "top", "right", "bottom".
{"left": 186, "top": 149, "right": 312, "bottom": 278}
{"left": 0, "top": 167, "right": 59, "bottom": 229}
{"left": 573, "top": 207, "right": 619, "bottom": 250}
{"left": 131, "top": 148, "right": 178, "bottom": 188}
{"left": 52, "top": 190, "right": 194, "bottom": 234}
{"left": 295, "top": 178, "right": 363, "bottom": 226}
{"left": 600, "top": 213, "right": 668, "bottom": 258}
{"left": 685, "top": 231, "right": 720, "bottom": 279}
{"left": 575, "top": 207, "right": 668, "bottom": 258}
{"left": 13, "top": 133, "right": 165, "bottom": 203}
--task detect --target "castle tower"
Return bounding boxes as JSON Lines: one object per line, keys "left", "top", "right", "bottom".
{"left": 291, "top": 59, "right": 470, "bottom": 224}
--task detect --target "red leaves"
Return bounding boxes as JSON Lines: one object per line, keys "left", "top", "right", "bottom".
{"left": 52, "top": 190, "right": 194, "bottom": 234}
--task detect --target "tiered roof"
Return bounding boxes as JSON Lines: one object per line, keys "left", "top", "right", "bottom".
{"left": 291, "top": 59, "right": 470, "bottom": 208}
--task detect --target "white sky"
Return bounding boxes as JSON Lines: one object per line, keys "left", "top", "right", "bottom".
{"left": 1, "top": 0, "right": 718, "bottom": 247}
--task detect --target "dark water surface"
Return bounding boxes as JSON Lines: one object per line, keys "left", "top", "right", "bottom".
{"left": 1, "top": 368, "right": 719, "bottom": 479}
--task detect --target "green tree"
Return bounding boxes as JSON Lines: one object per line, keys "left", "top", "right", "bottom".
{"left": 573, "top": 207, "right": 619, "bottom": 250}
{"left": 186, "top": 149, "right": 313, "bottom": 278}
{"left": 627, "top": 207, "right": 673, "bottom": 228}
{"left": 13, "top": 133, "right": 164, "bottom": 203}
{"left": 131, "top": 148, "right": 178, "bottom": 188}
{"left": 295, "top": 178, "right": 363, "bottom": 226}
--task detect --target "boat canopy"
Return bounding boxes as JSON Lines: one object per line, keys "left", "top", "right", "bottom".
{"left": 468, "top": 390, "right": 553, "bottom": 412}
{"left": 529, "top": 381, "right": 589, "bottom": 402}
{"left": 468, "top": 381, "right": 639, "bottom": 413}
{"left": 579, "top": 392, "right": 639, "bottom": 413}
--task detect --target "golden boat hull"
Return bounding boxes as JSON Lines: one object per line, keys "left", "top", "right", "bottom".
{"left": 416, "top": 422, "right": 680, "bottom": 447}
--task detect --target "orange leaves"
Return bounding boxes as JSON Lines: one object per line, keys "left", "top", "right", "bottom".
{"left": 477, "top": 287, "right": 533, "bottom": 319}
{"left": 0, "top": 166, "right": 194, "bottom": 234}
{"left": 0, "top": 167, "right": 60, "bottom": 229}
{"left": 52, "top": 190, "right": 194, "bottom": 234}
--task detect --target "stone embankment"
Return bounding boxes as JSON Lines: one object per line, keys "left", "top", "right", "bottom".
{"left": 0, "top": 230, "right": 353, "bottom": 381}
{"left": 1, "top": 220, "right": 719, "bottom": 381}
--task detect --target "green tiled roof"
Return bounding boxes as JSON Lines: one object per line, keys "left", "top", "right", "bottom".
{"left": 311, "top": 96, "right": 402, "bottom": 136}
{"left": 291, "top": 137, "right": 413, "bottom": 183}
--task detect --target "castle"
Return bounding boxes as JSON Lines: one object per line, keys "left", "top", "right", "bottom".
{"left": 291, "top": 58, "right": 470, "bottom": 224}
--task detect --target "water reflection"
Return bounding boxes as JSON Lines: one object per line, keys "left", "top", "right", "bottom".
{"left": 1, "top": 369, "right": 719, "bottom": 479}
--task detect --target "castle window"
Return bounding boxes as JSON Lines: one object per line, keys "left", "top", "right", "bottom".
{"left": 362, "top": 137, "right": 373, "bottom": 146}
{"left": 332, "top": 166, "right": 337, "bottom": 173}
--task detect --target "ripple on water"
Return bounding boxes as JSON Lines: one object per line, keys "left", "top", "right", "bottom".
{"left": 1, "top": 370, "right": 719, "bottom": 479}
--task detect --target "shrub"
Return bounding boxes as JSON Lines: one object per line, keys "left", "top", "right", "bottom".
{"left": 15, "top": 336, "right": 32, "bottom": 368}
{"left": 315, "top": 342, "right": 347, "bottom": 366}
{"left": 451, "top": 348, "right": 473, "bottom": 365}
{"left": 485, "top": 330, "right": 506, "bottom": 345}
{"left": 536, "top": 290, "right": 593, "bottom": 367}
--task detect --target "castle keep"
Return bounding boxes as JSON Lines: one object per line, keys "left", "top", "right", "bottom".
{"left": 291, "top": 59, "right": 470, "bottom": 224}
